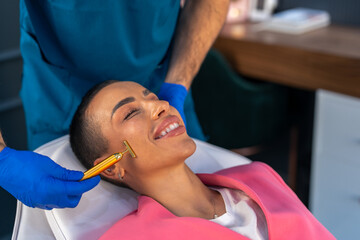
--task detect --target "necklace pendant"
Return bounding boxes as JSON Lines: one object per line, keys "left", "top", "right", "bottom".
{"left": 214, "top": 214, "right": 218, "bottom": 219}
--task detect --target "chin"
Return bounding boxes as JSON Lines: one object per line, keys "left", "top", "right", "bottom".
{"left": 180, "top": 137, "right": 197, "bottom": 158}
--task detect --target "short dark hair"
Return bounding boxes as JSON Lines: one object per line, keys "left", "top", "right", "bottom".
{"left": 70, "top": 80, "right": 132, "bottom": 189}
{"left": 69, "top": 80, "right": 118, "bottom": 170}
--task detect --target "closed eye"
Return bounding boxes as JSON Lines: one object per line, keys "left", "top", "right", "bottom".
{"left": 124, "top": 108, "right": 140, "bottom": 120}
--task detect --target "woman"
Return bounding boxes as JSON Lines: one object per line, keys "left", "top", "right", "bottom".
{"left": 69, "top": 80, "right": 334, "bottom": 240}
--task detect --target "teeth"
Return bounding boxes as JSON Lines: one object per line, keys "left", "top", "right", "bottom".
{"left": 156, "top": 123, "right": 180, "bottom": 139}
{"left": 167, "top": 123, "right": 179, "bottom": 133}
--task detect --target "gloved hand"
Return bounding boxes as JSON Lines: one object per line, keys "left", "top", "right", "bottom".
{"left": 158, "top": 82, "right": 188, "bottom": 126}
{"left": 0, "top": 147, "right": 100, "bottom": 210}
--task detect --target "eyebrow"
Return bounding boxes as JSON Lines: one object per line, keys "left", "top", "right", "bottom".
{"left": 111, "top": 97, "right": 135, "bottom": 117}
{"left": 110, "top": 89, "right": 151, "bottom": 117}
{"left": 143, "top": 89, "right": 151, "bottom": 96}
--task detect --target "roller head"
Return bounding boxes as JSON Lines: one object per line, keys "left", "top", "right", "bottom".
{"left": 123, "top": 140, "right": 136, "bottom": 158}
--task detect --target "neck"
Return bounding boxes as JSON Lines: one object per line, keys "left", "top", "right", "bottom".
{"left": 134, "top": 164, "right": 225, "bottom": 219}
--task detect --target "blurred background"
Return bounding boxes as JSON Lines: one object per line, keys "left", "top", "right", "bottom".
{"left": 1, "top": 1, "right": 25, "bottom": 240}
{"left": 1, "top": 0, "right": 359, "bottom": 239}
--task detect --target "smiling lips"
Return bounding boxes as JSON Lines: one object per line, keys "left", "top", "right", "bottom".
{"left": 158, "top": 122, "right": 179, "bottom": 137}
{"left": 154, "top": 116, "right": 185, "bottom": 140}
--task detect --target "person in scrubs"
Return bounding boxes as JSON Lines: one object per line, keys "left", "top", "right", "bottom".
{"left": 0, "top": 0, "right": 229, "bottom": 209}
{"left": 20, "top": 0, "right": 230, "bottom": 149}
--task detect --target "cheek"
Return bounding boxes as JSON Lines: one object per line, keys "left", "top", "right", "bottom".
{"left": 161, "top": 137, "right": 196, "bottom": 159}
{"left": 119, "top": 119, "right": 153, "bottom": 157}
{"left": 116, "top": 115, "right": 149, "bottom": 139}
{"left": 123, "top": 119, "right": 148, "bottom": 137}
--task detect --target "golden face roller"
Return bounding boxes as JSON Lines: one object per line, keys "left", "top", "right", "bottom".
{"left": 80, "top": 140, "right": 136, "bottom": 181}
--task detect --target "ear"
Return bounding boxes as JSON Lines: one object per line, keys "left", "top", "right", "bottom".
{"left": 93, "top": 157, "right": 120, "bottom": 180}
{"left": 93, "top": 156, "right": 128, "bottom": 181}
{"left": 119, "top": 167, "right": 125, "bottom": 179}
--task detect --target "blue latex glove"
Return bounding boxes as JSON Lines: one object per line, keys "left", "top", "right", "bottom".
{"left": 157, "top": 82, "right": 188, "bottom": 126}
{"left": 0, "top": 147, "right": 100, "bottom": 210}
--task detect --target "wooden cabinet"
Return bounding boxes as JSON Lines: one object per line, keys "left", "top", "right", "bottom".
{"left": 310, "top": 89, "right": 360, "bottom": 239}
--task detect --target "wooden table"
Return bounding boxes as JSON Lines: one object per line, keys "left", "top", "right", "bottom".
{"left": 213, "top": 23, "right": 360, "bottom": 98}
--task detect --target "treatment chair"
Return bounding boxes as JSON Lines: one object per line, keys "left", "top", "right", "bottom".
{"left": 12, "top": 135, "right": 251, "bottom": 240}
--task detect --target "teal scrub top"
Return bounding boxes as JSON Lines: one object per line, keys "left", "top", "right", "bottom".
{"left": 19, "top": 0, "right": 204, "bottom": 149}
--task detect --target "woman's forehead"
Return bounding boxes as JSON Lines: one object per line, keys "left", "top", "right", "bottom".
{"left": 102, "top": 81, "right": 143, "bottom": 95}
{"left": 97, "top": 82, "right": 143, "bottom": 101}
{"left": 89, "top": 82, "right": 144, "bottom": 112}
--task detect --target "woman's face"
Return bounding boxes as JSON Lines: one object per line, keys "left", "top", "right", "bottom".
{"left": 87, "top": 81, "right": 196, "bottom": 184}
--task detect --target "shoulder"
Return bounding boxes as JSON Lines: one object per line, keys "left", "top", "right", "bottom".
{"left": 215, "top": 161, "right": 282, "bottom": 180}
{"left": 203, "top": 162, "right": 294, "bottom": 198}
{"left": 100, "top": 196, "right": 175, "bottom": 240}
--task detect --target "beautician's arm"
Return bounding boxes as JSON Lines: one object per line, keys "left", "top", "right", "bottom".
{"left": 165, "top": 0, "right": 229, "bottom": 89}
{"left": 0, "top": 130, "right": 100, "bottom": 209}
{"left": 158, "top": 0, "right": 229, "bottom": 122}
{"left": 0, "top": 131, "right": 5, "bottom": 152}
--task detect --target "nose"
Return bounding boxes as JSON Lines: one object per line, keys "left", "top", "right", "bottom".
{"left": 150, "top": 99, "right": 170, "bottom": 120}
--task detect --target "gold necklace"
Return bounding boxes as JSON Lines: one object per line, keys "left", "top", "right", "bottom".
{"left": 212, "top": 193, "right": 218, "bottom": 219}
